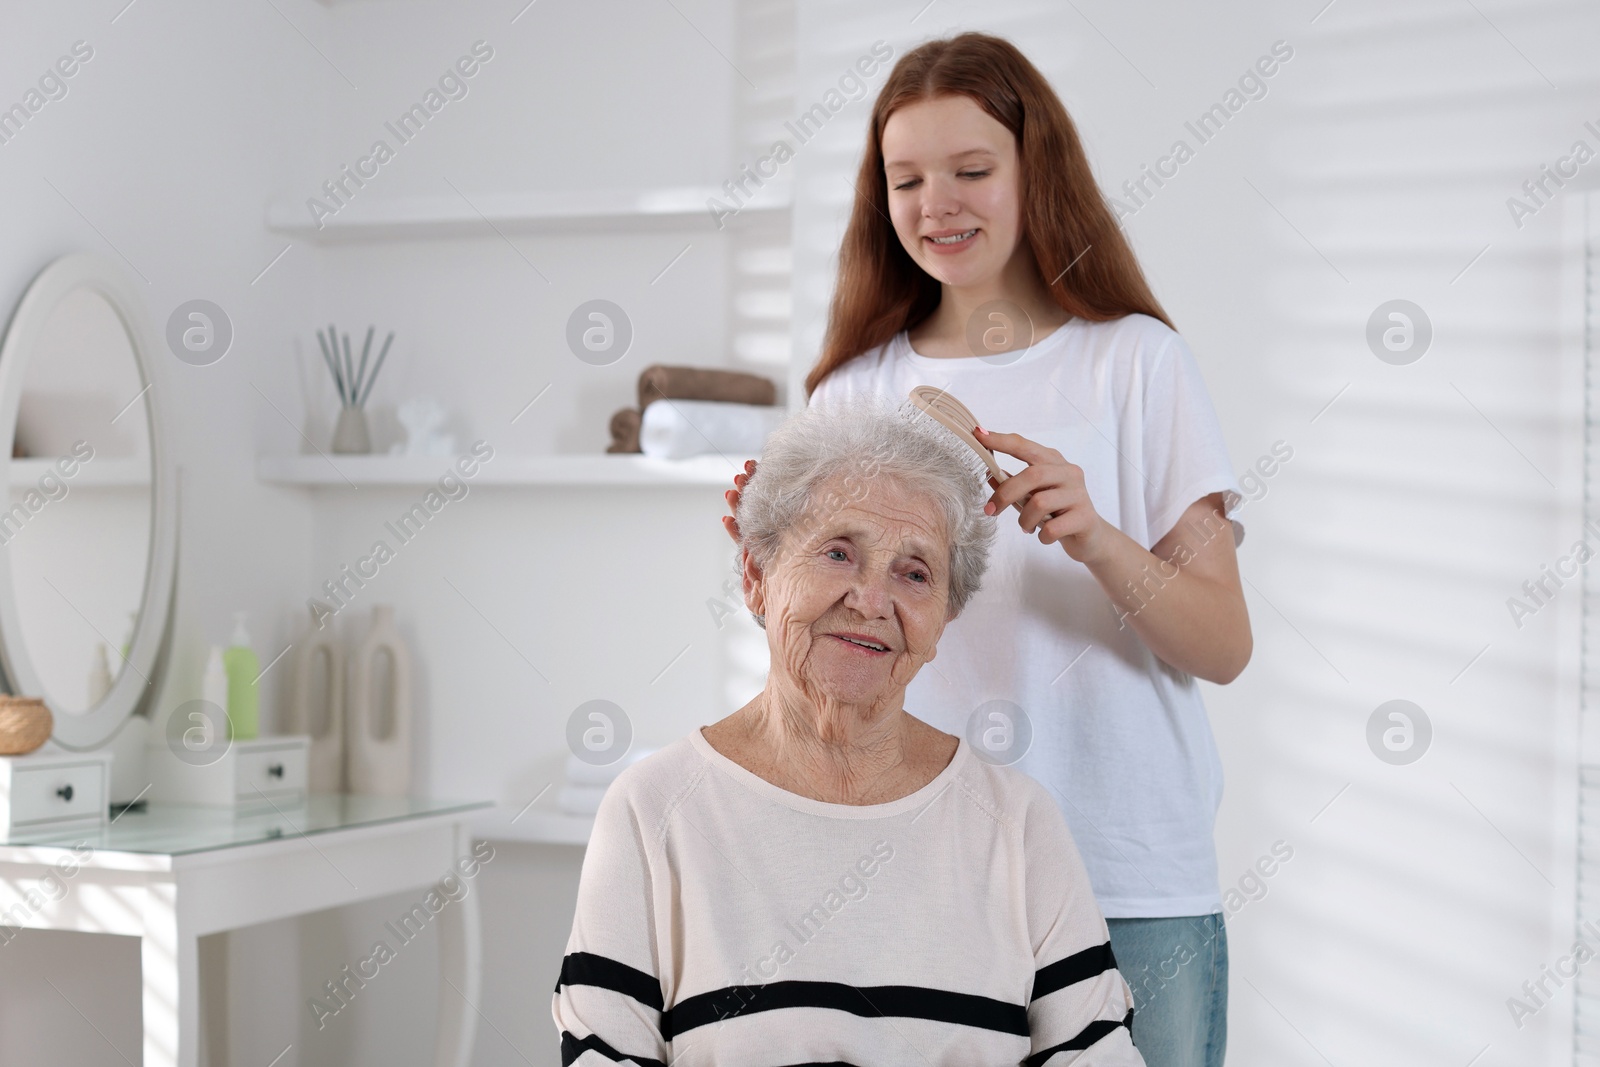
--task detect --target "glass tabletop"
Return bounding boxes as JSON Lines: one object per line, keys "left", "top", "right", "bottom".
{"left": 0, "top": 794, "right": 493, "bottom": 855}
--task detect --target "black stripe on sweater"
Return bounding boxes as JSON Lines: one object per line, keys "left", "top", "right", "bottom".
{"left": 1031, "top": 941, "right": 1117, "bottom": 1002}
{"left": 660, "top": 980, "right": 1029, "bottom": 1041}
{"left": 556, "top": 952, "right": 665, "bottom": 1012}
{"left": 559, "top": 1029, "right": 667, "bottom": 1067}
{"left": 1022, "top": 1009, "right": 1135, "bottom": 1067}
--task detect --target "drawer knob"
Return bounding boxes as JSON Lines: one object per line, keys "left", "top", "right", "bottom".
{"left": 56, "top": 784, "right": 74, "bottom": 802}
{"left": 267, "top": 763, "right": 284, "bottom": 779}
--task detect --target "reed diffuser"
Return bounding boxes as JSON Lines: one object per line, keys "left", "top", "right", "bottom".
{"left": 318, "top": 323, "right": 394, "bottom": 454}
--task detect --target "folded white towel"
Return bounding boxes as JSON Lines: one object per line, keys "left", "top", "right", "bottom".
{"left": 640, "top": 399, "right": 785, "bottom": 460}
{"left": 558, "top": 784, "right": 607, "bottom": 816}
{"left": 564, "top": 748, "right": 657, "bottom": 788}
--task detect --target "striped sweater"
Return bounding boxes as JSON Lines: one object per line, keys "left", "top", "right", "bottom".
{"left": 553, "top": 727, "right": 1144, "bottom": 1066}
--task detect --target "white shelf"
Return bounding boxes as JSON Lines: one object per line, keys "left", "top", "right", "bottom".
{"left": 473, "top": 807, "right": 592, "bottom": 846}
{"left": 9, "top": 456, "right": 149, "bottom": 487}
{"left": 267, "top": 186, "right": 791, "bottom": 242}
{"left": 257, "top": 452, "right": 752, "bottom": 488}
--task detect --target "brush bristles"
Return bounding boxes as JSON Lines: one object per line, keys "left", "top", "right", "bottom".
{"left": 893, "top": 400, "right": 997, "bottom": 489}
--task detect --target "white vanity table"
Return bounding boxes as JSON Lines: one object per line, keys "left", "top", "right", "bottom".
{"left": 0, "top": 253, "right": 507, "bottom": 1064}
{"left": 0, "top": 794, "right": 492, "bottom": 1067}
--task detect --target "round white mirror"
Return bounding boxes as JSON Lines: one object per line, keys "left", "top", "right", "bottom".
{"left": 0, "top": 253, "right": 177, "bottom": 750}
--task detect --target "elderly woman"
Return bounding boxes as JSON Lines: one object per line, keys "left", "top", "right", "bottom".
{"left": 553, "top": 399, "right": 1143, "bottom": 1066}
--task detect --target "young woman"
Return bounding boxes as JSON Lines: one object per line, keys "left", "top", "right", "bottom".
{"left": 723, "top": 32, "right": 1249, "bottom": 1067}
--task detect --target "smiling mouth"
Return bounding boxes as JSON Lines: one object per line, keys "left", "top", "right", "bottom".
{"left": 832, "top": 634, "right": 890, "bottom": 653}
{"left": 927, "top": 228, "right": 978, "bottom": 245}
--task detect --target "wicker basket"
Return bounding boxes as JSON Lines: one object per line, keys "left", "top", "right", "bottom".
{"left": 0, "top": 697, "right": 52, "bottom": 755}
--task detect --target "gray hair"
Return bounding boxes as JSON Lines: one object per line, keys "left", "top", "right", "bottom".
{"left": 735, "top": 395, "right": 996, "bottom": 627}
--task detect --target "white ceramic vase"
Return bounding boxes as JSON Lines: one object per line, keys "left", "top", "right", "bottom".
{"left": 331, "top": 406, "right": 370, "bottom": 454}
{"left": 346, "top": 604, "right": 412, "bottom": 796}
{"left": 286, "top": 607, "right": 346, "bottom": 792}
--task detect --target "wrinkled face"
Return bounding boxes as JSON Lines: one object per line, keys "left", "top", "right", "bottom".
{"left": 747, "top": 476, "right": 953, "bottom": 709}
{"left": 881, "top": 94, "right": 1025, "bottom": 290}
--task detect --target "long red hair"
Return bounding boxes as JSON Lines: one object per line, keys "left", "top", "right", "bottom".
{"left": 806, "top": 32, "right": 1173, "bottom": 396}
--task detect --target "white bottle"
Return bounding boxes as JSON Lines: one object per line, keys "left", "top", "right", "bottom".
{"left": 287, "top": 604, "right": 346, "bottom": 793}
{"left": 202, "top": 645, "right": 228, "bottom": 711}
{"left": 346, "top": 605, "right": 412, "bottom": 796}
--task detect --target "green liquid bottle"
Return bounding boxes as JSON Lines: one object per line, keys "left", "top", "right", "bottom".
{"left": 224, "top": 611, "right": 260, "bottom": 741}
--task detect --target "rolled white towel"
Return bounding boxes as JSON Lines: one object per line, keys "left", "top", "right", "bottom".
{"left": 640, "top": 399, "right": 785, "bottom": 460}
{"left": 558, "top": 784, "right": 608, "bottom": 816}
{"left": 564, "top": 747, "right": 657, "bottom": 788}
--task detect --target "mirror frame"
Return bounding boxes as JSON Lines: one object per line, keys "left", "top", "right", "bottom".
{"left": 0, "top": 252, "right": 178, "bottom": 750}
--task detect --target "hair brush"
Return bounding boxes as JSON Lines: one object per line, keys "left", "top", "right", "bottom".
{"left": 907, "top": 385, "right": 1010, "bottom": 483}
{"left": 905, "top": 385, "right": 1061, "bottom": 522}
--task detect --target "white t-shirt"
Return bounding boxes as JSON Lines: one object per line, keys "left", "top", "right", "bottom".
{"left": 809, "top": 313, "right": 1243, "bottom": 918}
{"left": 553, "top": 729, "right": 1145, "bottom": 1066}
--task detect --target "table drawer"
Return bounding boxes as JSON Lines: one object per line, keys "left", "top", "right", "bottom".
{"left": 234, "top": 744, "right": 306, "bottom": 800}
{"left": 10, "top": 760, "right": 106, "bottom": 826}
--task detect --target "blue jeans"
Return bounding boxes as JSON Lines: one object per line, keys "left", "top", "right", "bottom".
{"left": 1105, "top": 914, "right": 1228, "bottom": 1067}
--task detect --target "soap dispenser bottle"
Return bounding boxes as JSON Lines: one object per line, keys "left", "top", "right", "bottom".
{"left": 200, "top": 645, "right": 229, "bottom": 749}
{"left": 202, "top": 645, "right": 228, "bottom": 706}
{"left": 223, "top": 612, "right": 260, "bottom": 741}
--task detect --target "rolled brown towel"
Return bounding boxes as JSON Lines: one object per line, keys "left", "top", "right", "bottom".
{"left": 637, "top": 365, "right": 777, "bottom": 411}
{"left": 606, "top": 407, "right": 642, "bottom": 453}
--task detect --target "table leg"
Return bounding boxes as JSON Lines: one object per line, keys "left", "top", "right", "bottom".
{"left": 434, "top": 862, "right": 483, "bottom": 1067}
{"left": 142, "top": 881, "right": 200, "bottom": 1067}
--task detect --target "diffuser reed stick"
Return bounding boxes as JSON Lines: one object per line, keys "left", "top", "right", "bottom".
{"left": 358, "top": 331, "right": 394, "bottom": 408}
{"left": 316, "top": 324, "right": 394, "bottom": 409}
